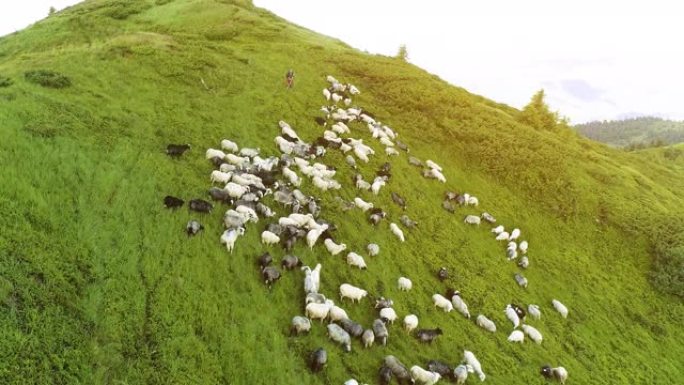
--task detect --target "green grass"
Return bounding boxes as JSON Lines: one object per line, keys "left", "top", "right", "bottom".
{"left": 0, "top": 0, "right": 683, "bottom": 384}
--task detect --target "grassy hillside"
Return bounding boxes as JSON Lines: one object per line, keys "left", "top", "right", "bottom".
{"left": 575, "top": 116, "right": 684, "bottom": 148}
{"left": 0, "top": 0, "right": 683, "bottom": 384}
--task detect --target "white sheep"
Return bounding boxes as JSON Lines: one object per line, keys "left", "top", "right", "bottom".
{"left": 322, "top": 88, "right": 331, "bottom": 100}
{"left": 206, "top": 148, "right": 226, "bottom": 160}
{"left": 495, "top": 231, "right": 510, "bottom": 241}
{"left": 346, "top": 252, "right": 367, "bottom": 269}
{"left": 518, "top": 256, "right": 529, "bottom": 268}
{"left": 425, "top": 160, "right": 443, "bottom": 172}
{"left": 476, "top": 314, "right": 496, "bottom": 332}
{"left": 282, "top": 167, "right": 301, "bottom": 186}
{"left": 210, "top": 170, "right": 232, "bottom": 184}
{"left": 522, "top": 324, "right": 543, "bottom": 344}
{"left": 274, "top": 136, "right": 295, "bottom": 154}
{"left": 505, "top": 304, "right": 521, "bottom": 328}
{"left": 404, "top": 314, "right": 418, "bottom": 332}
{"left": 305, "top": 301, "right": 332, "bottom": 322}
{"left": 432, "top": 294, "right": 453, "bottom": 312}
{"left": 339, "top": 283, "right": 368, "bottom": 303}
{"left": 328, "top": 305, "right": 348, "bottom": 322}
{"left": 491, "top": 225, "right": 504, "bottom": 234}
{"left": 371, "top": 177, "right": 386, "bottom": 195}
{"left": 453, "top": 364, "right": 474, "bottom": 385}
{"left": 324, "top": 238, "right": 347, "bottom": 256}
{"left": 326, "top": 75, "right": 337, "bottom": 84}
{"left": 410, "top": 366, "right": 441, "bottom": 385}
{"left": 239, "top": 147, "right": 259, "bottom": 158}
{"left": 466, "top": 196, "right": 479, "bottom": 206}
{"left": 224, "top": 182, "right": 249, "bottom": 199}
{"left": 220, "top": 139, "right": 239, "bottom": 153}
{"left": 278, "top": 216, "right": 299, "bottom": 227}
{"left": 423, "top": 168, "right": 446, "bottom": 183}
{"left": 291, "top": 316, "right": 311, "bottom": 335}
{"left": 541, "top": 366, "right": 568, "bottom": 384}
{"left": 367, "top": 243, "right": 380, "bottom": 256}
{"left": 312, "top": 176, "right": 330, "bottom": 191}
{"left": 528, "top": 304, "right": 541, "bottom": 320}
{"left": 385, "top": 147, "right": 400, "bottom": 156}
{"left": 509, "top": 228, "right": 521, "bottom": 241}
{"left": 463, "top": 350, "right": 486, "bottom": 382}
{"left": 219, "top": 163, "right": 235, "bottom": 173}
{"left": 306, "top": 225, "right": 328, "bottom": 249}
{"left": 261, "top": 230, "right": 280, "bottom": 246}
{"left": 349, "top": 85, "right": 360, "bottom": 95}
{"left": 451, "top": 293, "right": 471, "bottom": 318}
{"left": 225, "top": 153, "right": 249, "bottom": 166}
{"left": 280, "top": 121, "right": 300, "bottom": 141}
{"left": 353, "top": 197, "right": 374, "bottom": 212}
{"left": 390, "top": 223, "right": 405, "bottom": 242}
{"left": 552, "top": 299, "right": 569, "bottom": 318}
{"left": 397, "top": 277, "right": 412, "bottom": 291}
{"left": 508, "top": 330, "right": 525, "bottom": 343}
{"left": 519, "top": 240, "right": 528, "bottom": 253}
{"left": 345, "top": 155, "right": 357, "bottom": 169}
{"left": 235, "top": 205, "right": 258, "bottom": 222}
{"left": 356, "top": 178, "right": 371, "bottom": 190}
{"left": 379, "top": 307, "right": 398, "bottom": 323}
{"left": 219, "top": 227, "right": 244, "bottom": 253}
{"left": 288, "top": 213, "right": 313, "bottom": 227}
{"left": 464, "top": 215, "right": 481, "bottom": 225}
{"left": 331, "top": 122, "right": 349, "bottom": 134}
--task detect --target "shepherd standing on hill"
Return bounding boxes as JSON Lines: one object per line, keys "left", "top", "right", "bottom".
{"left": 285, "top": 69, "right": 295, "bottom": 88}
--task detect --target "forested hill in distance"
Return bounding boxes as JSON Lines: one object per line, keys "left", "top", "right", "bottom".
{"left": 0, "top": 0, "right": 683, "bottom": 384}
{"left": 575, "top": 116, "right": 684, "bottom": 149}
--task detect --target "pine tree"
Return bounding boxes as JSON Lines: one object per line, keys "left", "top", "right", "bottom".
{"left": 48, "top": 6, "right": 56, "bottom": 16}
{"left": 518, "top": 89, "right": 562, "bottom": 130}
{"left": 396, "top": 44, "right": 408, "bottom": 62}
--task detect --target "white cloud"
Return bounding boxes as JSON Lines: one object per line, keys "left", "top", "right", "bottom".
{"left": 0, "top": 1, "right": 83, "bottom": 37}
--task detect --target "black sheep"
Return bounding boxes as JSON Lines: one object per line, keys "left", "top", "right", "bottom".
{"left": 186, "top": 220, "right": 204, "bottom": 236}
{"left": 166, "top": 144, "right": 190, "bottom": 157}
{"left": 189, "top": 199, "right": 213, "bottom": 213}
{"left": 416, "top": 328, "right": 443, "bottom": 343}
{"left": 309, "top": 348, "right": 327, "bottom": 372}
{"left": 163, "top": 195, "right": 184, "bottom": 209}
{"left": 257, "top": 252, "right": 272, "bottom": 269}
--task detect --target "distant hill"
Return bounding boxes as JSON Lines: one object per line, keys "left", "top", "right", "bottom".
{"left": 575, "top": 116, "right": 684, "bottom": 148}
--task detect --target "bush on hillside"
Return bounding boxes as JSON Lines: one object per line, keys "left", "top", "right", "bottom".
{"left": 650, "top": 246, "right": 684, "bottom": 298}
{"left": 24, "top": 70, "right": 71, "bottom": 88}
{"left": 0, "top": 75, "right": 12, "bottom": 87}
{"left": 102, "top": 0, "right": 151, "bottom": 20}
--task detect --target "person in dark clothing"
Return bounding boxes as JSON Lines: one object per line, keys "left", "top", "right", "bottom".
{"left": 285, "top": 69, "right": 295, "bottom": 88}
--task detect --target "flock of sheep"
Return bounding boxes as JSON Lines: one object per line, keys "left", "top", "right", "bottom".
{"left": 163, "top": 75, "right": 570, "bottom": 384}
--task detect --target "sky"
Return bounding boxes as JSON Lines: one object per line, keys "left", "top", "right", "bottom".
{"left": 1, "top": 1, "right": 682, "bottom": 123}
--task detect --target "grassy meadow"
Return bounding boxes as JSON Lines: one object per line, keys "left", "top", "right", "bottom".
{"left": 0, "top": 0, "right": 682, "bottom": 384}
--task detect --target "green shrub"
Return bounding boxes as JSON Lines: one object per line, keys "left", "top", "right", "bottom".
{"left": 0, "top": 75, "right": 12, "bottom": 87}
{"left": 102, "top": 0, "right": 151, "bottom": 20}
{"left": 24, "top": 70, "right": 71, "bottom": 88}
{"left": 650, "top": 245, "right": 684, "bottom": 298}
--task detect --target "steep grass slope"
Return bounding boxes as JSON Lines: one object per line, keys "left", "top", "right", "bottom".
{"left": 0, "top": 0, "right": 682, "bottom": 384}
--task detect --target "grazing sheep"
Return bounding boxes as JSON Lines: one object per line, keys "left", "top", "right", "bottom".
{"left": 346, "top": 155, "right": 357, "bottom": 168}
{"left": 255, "top": 202, "right": 275, "bottom": 217}
{"left": 396, "top": 139, "right": 409, "bottom": 152}
{"left": 371, "top": 177, "right": 386, "bottom": 195}
{"left": 220, "top": 227, "right": 244, "bottom": 253}
{"left": 398, "top": 277, "right": 413, "bottom": 291}
{"left": 511, "top": 303, "right": 527, "bottom": 320}
{"left": 540, "top": 365, "right": 568, "bottom": 384}
{"left": 367, "top": 243, "right": 380, "bottom": 256}
{"left": 166, "top": 143, "right": 191, "bottom": 157}
{"left": 522, "top": 324, "right": 543, "bottom": 344}
{"left": 375, "top": 297, "right": 394, "bottom": 309}
{"left": 425, "top": 160, "right": 442, "bottom": 171}
{"left": 432, "top": 294, "right": 453, "bottom": 312}
{"left": 415, "top": 328, "right": 443, "bottom": 343}
{"left": 466, "top": 196, "right": 479, "bottom": 206}
{"left": 464, "top": 215, "right": 481, "bottom": 225}
{"left": 261, "top": 230, "right": 280, "bottom": 246}
{"left": 373, "top": 319, "right": 389, "bottom": 346}
{"left": 225, "top": 153, "right": 249, "bottom": 166}
{"left": 324, "top": 238, "right": 347, "bottom": 256}
{"left": 391, "top": 192, "right": 407, "bottom": 209}
{"left": 354, "top": 197, "right": 374, "bottom": 212}
{"left": 339, "top": 283, "right": 368, "bottom": 303}
{"left": 220, "top": 139, "right": 238, "bottom": 153}
{"left": 356, "top": 178, "right": 371, "bottom": 190}
{"left": 275, "top": 136, "right": 295, "bottom": 154}
{"left": 186, "top": 220, "right": 203, "bottom": 236}
{"left": 442, "top": 200, "right": 456, "bottom": 213}
{"left": 481, "top": 212, "right": 496, "bottom": 223}
{"left": 518, "top": 256, "right": 529, "bottom": 269}
{"left": 437, "top": 267, "right": 449, "bottom": 281}
{"left": 386, "top": 147, "right": 400, "bottom": 156}
{"left": 346, "top": 252, "right": 367, "bottom": 269}
{"left": 423, "top": 168, "right": 446, "bottom": 183}
{"left": 379, "top": 307, "right": 398, "bottom": 324}
{"left": 552, "top": 299, "right": 569, "bottom": 318}
{"left": 507, "top": 248, "right": 518, "bottom": 261}
{"left": 208, "top": 187, "right": 232, "bottom": 202}
{"left": 426, "top": 361, "right": 452, "bottom": 381}
{"left": 519, "top": 240, "right": 529, "bottom": 254}
{"left": 453, "top": 364, "right": 474, "bottom": 385}
{"left": 451, "top": 292, "right": 471, "bottom": 318}
{"left": 514, "top": 273, "right": 528, "bottom": 288}
{"left": 509, "top": 228, "right": 521, "bottom": 241}
{"left": 206, "top": 148, "right": 226, "bottom": 160}
{"left": 189, "top": 199, "right": 213, "bottom": 213}
{"left": 306, "top": 225, "right": 329, "bottom": 249}
{"left": 505, "top": 304, "right": 521, "bottom": 328}
{"left": 508, "top": 330, "right": 525, "bottom": 343}
{"left": 281, "top": 254, "right": 301, "bottom": 270}
{"left": 305, "top": 292, "right": 326, "bottom": 305}
{"left": 528, "top": 304, "right": 541, "bottom": 320}
{"left": 291, "top": 316, "right": 311, "bottom": 335}
{"left": 476, "top": 314, "right": 496, "bottom": 332}
{"left": 384, "top": 356, "right": 412, "bottom": 384}
{"left": 362, "top": 329, "right": 375, "bottom": 348}
{"left": 328, "top": 305, "right": 349, "bottom": 323}
{"left": 403, "top": 314, "right": 419, "bottom": 332}
{"left": 379, "top": 365, "right": 393, "bottom": 385}
{"left": 308, "top": 348, "right": 327, "bottom": 372}
{"left": 305, "top": 301, "right": 332, "bottom": 322}
{"left": 163, "top": 195, "right": 184, "bottom": 208}
{"left": 410, "top": 366, "right": 441, "bottom": 385}
{"left": 322, "top": 88, "right": 331, "bottom": 100}
{"left": 491, "top": 225, "right": 504, "bottom": 234}
{"left": 344, "top": 380, "right": 359, "bottom": 385}
{"left": 340, "top": 318, "right": 364, "bottom": 338}
{"left": 390, "top": 223, "right": 405, "bottom": 242}
{"left": 282, "top": 166, "right": 301, "bottom": 186}
{"left": 400, "top": 214, "right": 418, "bottom": 228}
{"left": 261, "top": 266, "right": 280, "bottom": 287}
{"left": 224, "top": 182, "right": 250, "bottom": 199}
{"left": 257, "top": 252, "right": 272, "bottom": 268}
{"left": 463, "top": 350, "right": 486, "bottom": 382}
{"left": 496, "top": 231, "right": 510, "bottom": 241}
{"left": 408, "top": 156, "right": 423, "bottom": 167}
